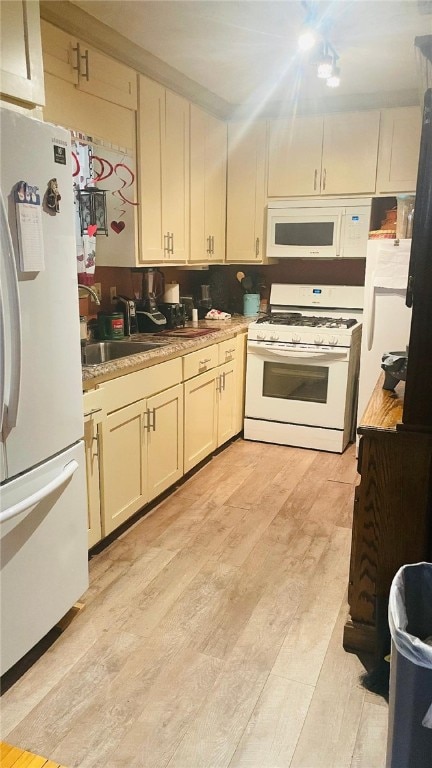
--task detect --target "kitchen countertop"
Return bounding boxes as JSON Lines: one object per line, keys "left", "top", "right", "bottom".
{"left": 82, "top": 316, "right": 252, "bottom": 390}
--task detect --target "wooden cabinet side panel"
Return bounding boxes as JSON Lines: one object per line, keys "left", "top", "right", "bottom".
{"left": 348, "top": 431, "right": 432, "bottom": 628}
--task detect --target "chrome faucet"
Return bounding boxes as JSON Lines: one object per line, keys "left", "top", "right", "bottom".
{"left": 78, "top": 284, "right": 100, "bottom": 305}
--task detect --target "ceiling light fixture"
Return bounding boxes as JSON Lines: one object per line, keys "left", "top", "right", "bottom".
{"left": 317, "top": 51, "right": 333, "bottom": 79}
{"left": 298, "top": 27, "right": 317, "bottom": 51}
{"left": 326, "top": 65, "right": 341, "bottom": 88}
{"left": 298, "top": 1, "right": 319, "bottom": 51}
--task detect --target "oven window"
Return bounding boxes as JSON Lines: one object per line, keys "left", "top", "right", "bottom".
{"left": 263, "top": 362, "right": 329, "bottom": 403}
{"left": 275, "top": 221, "right": 334, "bottom": 247}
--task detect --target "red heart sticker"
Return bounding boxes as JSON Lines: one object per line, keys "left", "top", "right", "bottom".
{"left": 87, "top": 224, "right": 98, "bottom": 237}
{"left": 111, "top": 220, "right": 125, "bottom": 234}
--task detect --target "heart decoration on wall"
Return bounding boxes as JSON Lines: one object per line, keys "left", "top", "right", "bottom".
{"left": 111, "top": 220, "right": 125, "bottom": 234}
{"left": 87, "top": 224, "right": 98, "bottom": 237}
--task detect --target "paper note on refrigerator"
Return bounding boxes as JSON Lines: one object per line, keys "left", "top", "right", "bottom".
{"left": 15, "top": 182, "right": 45, "bottom": 271}
{"left": 373, "top": 242, "right": 410, "bottom": 290}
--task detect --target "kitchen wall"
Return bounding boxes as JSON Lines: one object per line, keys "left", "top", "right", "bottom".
{"left": 79, "top": 259, "right": 365, "bottom": 319}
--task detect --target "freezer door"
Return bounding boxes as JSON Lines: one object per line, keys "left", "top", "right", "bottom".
{"left": 0, "top": 109, "right": 83, "bottom": 480}
{"left": 0, "top": 441, "right": 88, "bottom": 675}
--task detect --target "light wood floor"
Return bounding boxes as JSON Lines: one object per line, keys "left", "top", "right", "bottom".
{"left": 1, "top": 439, "right": 388, "bottom": 768}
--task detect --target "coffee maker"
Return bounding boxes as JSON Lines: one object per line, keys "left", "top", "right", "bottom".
{"left": 158, "top": 302, "right": 187, "bottom": 330}
{"left": 116, "top": 295, "right": 138, "bottom": 335}
{"left": 134, "top": 268, "right": 167, "bottom": 332}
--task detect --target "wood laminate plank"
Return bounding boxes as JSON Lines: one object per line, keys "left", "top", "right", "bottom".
{"left": 228, "top": 675, "right": 314, "bottom": 768}
{"left": 289, "top": 596, "right": 368, "bottom": 768}
{"left": 272, "top": 526, "right": 351, "bottom": 687}
{"left": 350, "top": 701, "right": 388, "bottom": 767}
{"left": 359, "top": 374, "right": 404, "bottom": 432}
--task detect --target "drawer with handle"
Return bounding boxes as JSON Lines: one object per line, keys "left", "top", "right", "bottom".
{"left": 182, "top": 344, "right": 219, "bottom": 381}
{"left": 218, "top": 338, "right": 237, "bottom": 366}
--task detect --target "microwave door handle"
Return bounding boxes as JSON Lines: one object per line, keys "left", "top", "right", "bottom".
{"left": 336, "top": 212, "right": 344, "bottom": 257}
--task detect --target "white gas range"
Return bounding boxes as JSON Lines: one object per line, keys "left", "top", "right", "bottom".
{"left": 244, "top": 284, "right": 363, "bottom": 453}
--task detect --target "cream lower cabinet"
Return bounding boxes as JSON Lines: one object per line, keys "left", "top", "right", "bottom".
{"left": 83, "top": 389, "right": 105, "bottom": 548}
{"left": 100, "top": 383, "right": 183, "bottom": 537}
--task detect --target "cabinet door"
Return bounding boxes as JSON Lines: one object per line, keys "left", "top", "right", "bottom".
{"left": 234, "top": 332, "right": 247, "bottom": 434}
{"left": 163, "top": 89, "right": 189, "bottom": 262}
{"left": 189, "top": 104, "right": 207, "bottom": 263}
{"left": 267, "top": 115, "right": 323, "bottom": 197}
{"left": 205, "top": 113, "right": 227, "bottom": 262}
{"left": 147, "top": 384, "right": 184, "bottom": 502}
{"left": 84, "top": 417, "right": 102, "bottom": 548}
{"left": 77, "top": 43, "right": 137, "bottom": 110}
{"left": 376, "top": 107, "right": 421, "bottom": 193}
{"left": 0, "top": 0, "right": 45, "bottom": 105}
{"left": 217, "top": 360, "right": 237, "bottom": 447}
{"left": 184, "top": 369, "right": 218, "bottom": 473}
{"left": 100, "top": 400, "right": 147, "bottom": 535}
{"left": 322, "top": 111, "right": 380, "bottom": 195}
{"left": 40, "top": 20, "right": 78, "bottom": 85}
{"left": 226, "top": 121, "right": 267, "bottom": 262}
{"left": 138, "top": 74, "right": 165, "bottom": 262}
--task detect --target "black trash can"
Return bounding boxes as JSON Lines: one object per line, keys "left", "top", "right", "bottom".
{"left": 386, "top": 562, "right": 432, "bottom": 768}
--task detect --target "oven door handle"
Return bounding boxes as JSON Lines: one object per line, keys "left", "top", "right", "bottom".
{"left": 248, "top": 345, "right": 348, "bottom": 361}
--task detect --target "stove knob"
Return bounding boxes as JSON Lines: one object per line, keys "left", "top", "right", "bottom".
{"left": 257, "top": 332, "right": 266, "bottom": 340}
{"left": 270, "top": 333, "right": 279, "bottom": 341}
{"left": 292, "top": 335, "right": 301, "bottom": 343}
{"left": 314, "top": 336, "right": 324, "bottom": 345}
{"left": 329, "top": 336, "right": 339, "bottom": 346}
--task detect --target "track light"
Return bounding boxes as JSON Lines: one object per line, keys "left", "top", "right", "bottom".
{"left": 298, "top": 27, "right": 317, "bottom": 51}
{"left": 326, "top": 66, "right": 341, "bottom": 88}
{"left": 317, "top": 43, "right": 333, "bottom": 79}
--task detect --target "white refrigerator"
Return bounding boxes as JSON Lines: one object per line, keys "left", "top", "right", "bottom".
{"left": 357, "top": 238, "right": 413, "bottom": 427}
{"left": 0, "top": 108, "right": 88, "bottom": 675}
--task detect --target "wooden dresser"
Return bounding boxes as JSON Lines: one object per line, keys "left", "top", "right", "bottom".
{"left": 343, "top": 374, "right": 432, "bottom": 660}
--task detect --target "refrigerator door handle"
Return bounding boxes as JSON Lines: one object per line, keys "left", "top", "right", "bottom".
{"left": 367, "top": 276, "right": 376, "bottom": 352}
{"left": 0, "top": 459, "right": 79, "bottom": 524}
{"left": 0, "top": 191, "right": 22, "bottom": 430}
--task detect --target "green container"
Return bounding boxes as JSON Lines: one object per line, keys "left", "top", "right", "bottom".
{"left": 98, "top": 312, "right": 124, "bottom": 340}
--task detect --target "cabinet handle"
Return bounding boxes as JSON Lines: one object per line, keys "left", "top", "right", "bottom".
{"left": 255, "top": 238, "right": 260, "bottom": 257}
{"left": 84, "top": 407, "right": 102, "bottom": 418}
{"left": 211, "top": 235, "right": 215, "bottom": 255}
{"left": 92, "top": 431, "right": 99, "bottom": 458}
{"left": 152, "top": 407, "right": 156, "bottom": 432}
{"left": 323, "top": 168, "right": 327, "bottom": 191}
{"left": 222, "top": 371, "right": 226, "bottom": 391}
{"left": 144, "top": 408, "right": 151, "bottom": 433}
{"left": 216, "top": 374, "right": 221, "bottom": 393}
{"left": 72, "top": 42, "right": 81, "bottom": 74}
{"left": 164, "top": 233, "right": 170, "bottom": 255}
{"left": 81, "top": 48, "right": 90, "bottom": 81}
{"left": 169, "top": 232, "right": 174, "bottom": 255}
{"left": 314, "top": 169, "right": 318, "bottom": 191}
{"left": 199, "top": 358, "right": 211, "bottom": 366}
{"left": 225, "top": 348, "right": 235, "bottom": 357}
{"left": 206, "top": 235, "right": 211, "bottom": 255}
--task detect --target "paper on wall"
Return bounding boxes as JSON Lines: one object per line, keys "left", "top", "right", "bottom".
{"left": 373, "top": 241, "right": 411, "bottom": 290}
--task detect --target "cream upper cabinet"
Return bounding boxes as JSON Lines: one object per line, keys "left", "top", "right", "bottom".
{"left": 138, "top": 74, "right": 189, "bottom": 264}
{"left": 40, "top": 20, "right": 137, "bottom": 110}
{"left": 0, "top": 0, "right": 45, "bottom": 106}
{"left": 267, "top": 110, "right": 380, "bottom": 197}
{"left": 321, "top": 111, "right": 380, "bottom": 195}
{"left": 190, "top": 104, "right": 227, "bottom": 263}
{"left": 376, "top": 107, "right": 421, "bottom": 193}
{"left": 226, "top": 121, "right": 267, "bottom": 263}
{"left": 268, "top": 115, "right": 324, "bottom": 197}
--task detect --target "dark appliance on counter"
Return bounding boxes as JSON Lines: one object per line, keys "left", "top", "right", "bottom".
{"left": 158, "top": 302, "right": 187, "bottom": 330}
{"left": 116, "top": 295, "right": 138, "bottom": 335}
{"left": 381, "top": 350, "right": 408, "bottom": 391}
{"left": 134, "top": 267, "right": 167, "bottom": 332}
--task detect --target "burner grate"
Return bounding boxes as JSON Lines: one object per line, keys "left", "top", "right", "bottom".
{"left": 256, "top": 313, "right": 357, "bottom": 329}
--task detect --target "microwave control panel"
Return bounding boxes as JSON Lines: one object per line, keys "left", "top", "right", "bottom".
{"left": 339, "top": 207, "right": 370, "bottom": 258}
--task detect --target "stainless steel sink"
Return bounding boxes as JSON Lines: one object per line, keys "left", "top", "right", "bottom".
{"left": 81, "top": 340, "right": 169, "bottom": 366}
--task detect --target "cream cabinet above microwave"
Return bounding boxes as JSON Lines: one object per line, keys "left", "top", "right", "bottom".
{"left": 266, "top": 198, "right": 372, "bottom": 259}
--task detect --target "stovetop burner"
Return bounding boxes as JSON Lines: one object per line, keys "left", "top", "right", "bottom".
{"left": 256, "top": 313, "right": 357, "bottom": 329}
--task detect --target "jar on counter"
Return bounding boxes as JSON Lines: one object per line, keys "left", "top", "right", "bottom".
{"left": 80, "top": 316, "right": 88, "bottom": 341}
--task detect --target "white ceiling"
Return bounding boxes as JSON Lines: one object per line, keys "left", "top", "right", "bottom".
{"left": 72, "top": 0, "right": 432, "bottom": 114}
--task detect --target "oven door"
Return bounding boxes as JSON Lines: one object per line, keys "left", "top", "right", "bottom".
{"left": 267, "top": 208, "right": 342, "bottom": 258}
{"left": 245, "top": 343, "right": 350, "bottom": 429}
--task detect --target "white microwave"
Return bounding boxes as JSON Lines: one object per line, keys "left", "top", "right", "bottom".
{"left": 267, "top": 198, "right": 371, "bottom": 259}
